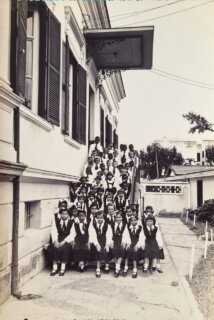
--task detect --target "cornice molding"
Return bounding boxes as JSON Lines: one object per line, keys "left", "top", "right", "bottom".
{"left": 64, "top": 6, "right": 85, "bottom": 48}
{"left": 0, "top": 160, "right": 27, "bottom": 180}
{"left": 21, "top": 166, "right": 80, "bottom": 183}
{"left": 19, "top": 105, "right": 53, "bottom": 132}
{"left": 0, "top": 84, "right": 24, "bottom": 112}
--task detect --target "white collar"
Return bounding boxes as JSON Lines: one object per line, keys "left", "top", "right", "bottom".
{"left": 130, "top": 224, "right": 139, "bottom": 231}
{"left": 97, "top": 221, "right": 104, "bottom": 228}
{"left": 60, "top": 219, "right": 69, "bottom": 226}
{"left": 147, "top": 225, "right": 155, "bottom": 231}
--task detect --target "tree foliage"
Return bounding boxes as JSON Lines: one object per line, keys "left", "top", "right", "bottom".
{"left": 205, "top": 146, "right": 214, "bottom": 165}
{"left": 183, "top": 112, "right": 214, "bottom": 134}
{"left": 139, "top": 143, "right": 184, "bottom": 179}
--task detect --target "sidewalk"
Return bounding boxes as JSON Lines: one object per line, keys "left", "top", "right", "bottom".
{"left": 0, "top": 217, "right": 205, "bottom": 320}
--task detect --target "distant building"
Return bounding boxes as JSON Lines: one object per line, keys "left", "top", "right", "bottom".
{"left": 154, "top": 137, "right": 214, "bottom": 165}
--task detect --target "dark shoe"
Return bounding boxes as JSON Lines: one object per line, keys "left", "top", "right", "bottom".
{"left": 59, "top": 271, "right": 65, "bottom": 276}
{"left": 79, "top": 267, "right": 84, "bottom": 273}
{"left": 152, "top": 267, "right": 156, "bottom": 272}
{"left": 96, "top": 272, "right": 101, "bottom": 278}
{"left": 123, "top": 270, "right": 128, "bottom": 277}
{"left": 157, "top": 268, "right": 163, "bottom": 273}
{"left": 104, "top": 269, "right": 109, "bottom": 274}
{"left": 143, "top": 269, "right": 148, "bottom": 273}
{"left": 132, "top": 273, "right": 137, "bottom": 279}
{"left": 50, "top": 270, "right": 58, "bottom": 276}
{"left": 115, "top": 270, "right": 119, "bottom": 278}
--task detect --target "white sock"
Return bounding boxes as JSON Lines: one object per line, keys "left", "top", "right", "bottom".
{"left": 157, "top": 263, "right": 161, "bottom": 269}
{"left": 144, "top": 263, "right": 148, "bottom": 270}
{"left": 60, "top": 263, "right": 66, "bottom": 271}
{"left": 124, "top": 265, "right": 128, "bottom": 271}
{"left": 105, "top": 264, "right": 109, "bottom": 270}
{"left": 52, "top": 262, "right": 57, "bottom": 271}
{"left": 115, "top": 263, "right": 120, "bottom": 271}
{"left": 96, "top": 268, "right": 100, "bottom": 273}
{"left": 133, "top": 268, "right": 137, "bottom": 274}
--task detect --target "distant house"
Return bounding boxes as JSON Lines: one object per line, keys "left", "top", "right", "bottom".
{"left": 153, "top": 137, "right": 214, "bottom": 165}
{"left": 166, "top": 166, "right": 214, "bottom": 209}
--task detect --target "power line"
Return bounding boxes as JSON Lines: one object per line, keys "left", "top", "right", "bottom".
{"left": 121, "top": 0, "right": 214, "bottom": 26}
{"left": 110, "top": 0, "right": 185, "bottom": 22}
{"left": 153, "top": 68, "right": 214, "bottom": 87}
{"left": 80, "top": 0, "right": 186, "bottom": 26}
{"left": 150, "top": 70, "right": 214, "bottom": 91}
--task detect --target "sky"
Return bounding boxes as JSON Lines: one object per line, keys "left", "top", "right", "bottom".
{"left": 106, "top": 0, "right": 214, "bottom": 149}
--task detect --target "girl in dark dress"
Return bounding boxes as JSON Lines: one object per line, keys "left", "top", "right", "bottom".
{"left": 50, "top": 208, "right": 73, "bottom": 276}
{"left": 142, "top": 215, "right": 163, "bottom": 273}
{"left": 91, "top": 211, "right": 113, "bottom": 277}
{"left": 72, "top": 210, "right": 91, "bottom": 272}
{"left": 111, "top": 211, "right": 130, "bottom": 277}
{"left": 126, "top": 216, "right": 144, "bottom": 278}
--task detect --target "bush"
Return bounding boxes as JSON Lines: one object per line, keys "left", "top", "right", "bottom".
{"left": 191, "top": 199, "right": 214, "bottom": 226}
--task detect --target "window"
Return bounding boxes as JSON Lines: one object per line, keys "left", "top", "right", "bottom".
{"left": 11, "top": 0, "right": 61, "bottom": 126}
{"left": 25, "top": 9, "right": 40, "bottom": 113}
{"left": 113, "top": 129, "right": 118, "bottom": 146}
{"left": 197, "top": 152, "right": 201, "bottom": 162}
{"left": 61, "top": 35, "right": 87, "bottom": 144}
{"left": 24, "top": 201, "right": 41, "bottom": 230}
{"left": 105, "top": 116, "right": 112, "bottom": 146}
{"left": 100, "top": 107, "right": 104, "bottom": 147}
{"left": 202, "top": 151, "right": 205, "bottom": 158}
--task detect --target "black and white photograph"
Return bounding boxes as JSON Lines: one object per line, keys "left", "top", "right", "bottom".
{"left": 0, "top": 0, "right": 214, "bottom": 319}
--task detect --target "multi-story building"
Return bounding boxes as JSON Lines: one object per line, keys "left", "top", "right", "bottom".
{"left": 0, "top": 0, "right": 154, "bottom": 304}
{"left": 154, "top": 137, "right": 214, "bottom": 165}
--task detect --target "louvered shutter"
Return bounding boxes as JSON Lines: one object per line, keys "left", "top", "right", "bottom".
{"left": 72, "top": 64, "right": 87, "bottom": 144}
{"left": 46, "top": 10, "right": 61, "bottom": 126}
{"left": 78, "top": 65, "right": 87, "bottom": 144}
{"left": 72, "top": 64, "right": 78, "bottom": 141}
{"left": 61, "top": 36, "right": 70, "bottom": 134}
{"left": 11, "top": 0, "right": 28, "bottom": 99}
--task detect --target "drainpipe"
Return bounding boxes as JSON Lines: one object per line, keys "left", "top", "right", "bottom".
{"left": 11, "top": 106, "right": 21, "bottom": 297}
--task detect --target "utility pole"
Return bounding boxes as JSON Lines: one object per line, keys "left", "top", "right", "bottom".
{"left": 155, "top": 145, "right": 159, "bottom": 179}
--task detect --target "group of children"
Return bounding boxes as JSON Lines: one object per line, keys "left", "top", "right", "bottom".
{"left": 48, "top": 137, "right": 164, "bottom": 278}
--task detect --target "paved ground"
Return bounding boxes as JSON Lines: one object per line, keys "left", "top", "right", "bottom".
{"left": 0, "top": 217, "right": 205, "bottom": 320}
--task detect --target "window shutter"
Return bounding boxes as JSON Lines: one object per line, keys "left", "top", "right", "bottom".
{"left": 61, "top": 36, "right": 69, "bottom": 134}
{"left": 78, "top": 65, "right": 87, "bottom": 144}
{"left": 72, "top": 64, "right": 87, "bottom": 144}
{"left": 11, "top": 0, "right": 28, "bottom": 99}
{"left": 46, "top": 10, "right": 61, "bottom": 126}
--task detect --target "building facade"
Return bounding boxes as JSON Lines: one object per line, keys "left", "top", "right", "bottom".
{"left": 154, "top": 137, "right": 214, "bottom": 165}
{"left": 0, "top": 0, "right": 125, "bottom": 304}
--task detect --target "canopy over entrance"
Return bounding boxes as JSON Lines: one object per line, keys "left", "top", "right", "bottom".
{"left": 84, "top": 26, "right": 154, "bottom": 70}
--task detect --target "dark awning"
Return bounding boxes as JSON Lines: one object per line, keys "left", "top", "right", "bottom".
{"left": 84, "top": 26, "right": 154, "bottom": 70}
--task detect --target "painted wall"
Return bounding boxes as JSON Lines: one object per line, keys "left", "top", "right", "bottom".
{"left": 139, "top": 181, "right": 189, "bottom": 214}
{"left": 189, "top": 176, "right": 214, "bottom": 208}
{"left": 0, "top": 181, "right": 13, "bottom": 304}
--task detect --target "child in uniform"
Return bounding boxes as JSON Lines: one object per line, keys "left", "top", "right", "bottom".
{"left": 142, "top": 215, "right": 163, "bottom": 273}
{"left": 72, "top": 210, "right": 91, "bottom": 272}
{"left": 50, "top": 208, "right": 73, "bottom": 276}
{"left": 111, "top": 211, "right": 130, "bottom": 277}
{"left": 90, "top": 211, "right": 113, "bottom": 277}
{"left": 126, "top": 216, "right": 144, "bottom": 278}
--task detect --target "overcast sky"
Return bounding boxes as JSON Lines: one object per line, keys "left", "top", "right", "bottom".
{"left": 106, "top": 0, "right": 214, "bottom": 149}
